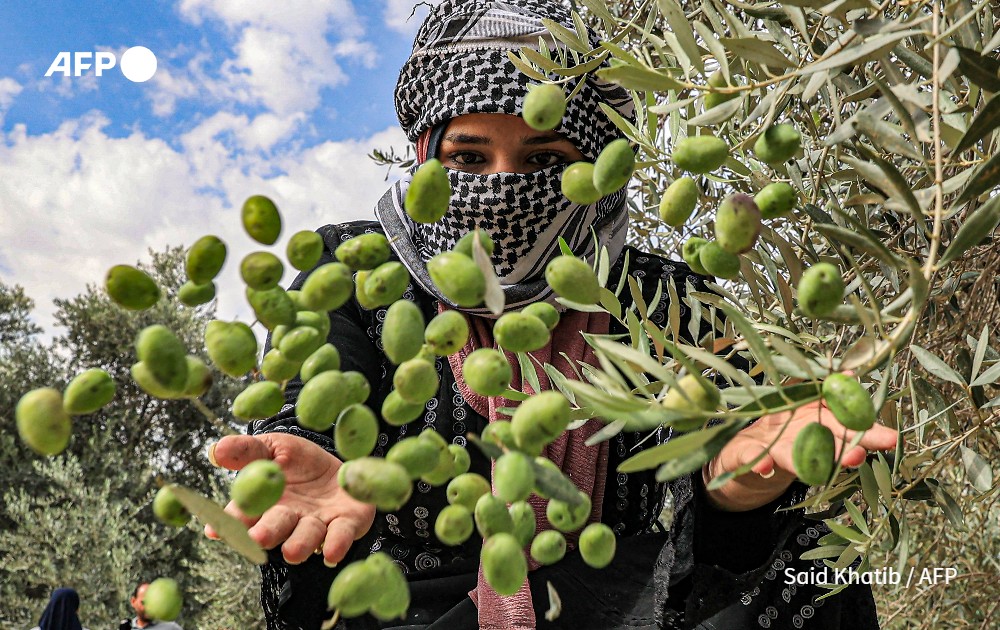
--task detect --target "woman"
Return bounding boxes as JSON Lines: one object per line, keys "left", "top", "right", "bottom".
{"left": 30, "top": 588, "right": 87, "bottom": 630}
{"left": 209, "top": 1, "right": 897, "bottom": 628}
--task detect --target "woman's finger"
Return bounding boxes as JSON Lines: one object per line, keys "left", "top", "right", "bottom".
{"left": 840, "top": 445, "right": 869, "bottom": 468}
{"left": 750, "top": 450, "right": 776, "bottom": 476}
{"left": 857, "top": 423, "right": 899, "bottom": 452}
{"left": 211, "top": 435, "right": 273, "bottom": 472}
{"left": 248, "top": 504, "right": 299, "bottom": 550}
{"left": 323, "top": 518, "right": 362, "bottom": 567}
{"left": 281, "top": 514, "right": 328, "bottom": 565}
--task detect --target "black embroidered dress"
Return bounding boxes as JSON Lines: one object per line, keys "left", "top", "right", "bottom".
{"left": 248, "top": 221, "right": 880, "bottom": 630}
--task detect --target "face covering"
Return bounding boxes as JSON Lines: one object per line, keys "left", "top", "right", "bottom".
{"left": 375, "top": 162, "right": 628, "bottom": 314}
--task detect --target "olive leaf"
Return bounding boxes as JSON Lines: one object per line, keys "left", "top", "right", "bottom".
{"left": 167, "top": 484, "right": 267, "bottom": 565}
{"left": 595, "top": 65, "right": 685, "bottom": 92}
{"left": 951, "top": 93, "right": 1000, "bottom": 156}
{"left": 938, "top": 194, "right": 1000, "bottom": 266}
{"left": 955, "top": 46, "right": 1000, "bottom": 92}
{"left": 959, "top": 445, "right": 993, "bottom": 493}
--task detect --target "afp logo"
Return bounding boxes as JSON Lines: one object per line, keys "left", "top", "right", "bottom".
{"left": 44, "top": 46, "right": 158, "bottom": 83}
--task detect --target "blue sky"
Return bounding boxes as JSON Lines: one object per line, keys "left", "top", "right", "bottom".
{"left": 0, "top": 0, "right": 436, "bottom": 334}
{"left": 0, "top": 0, "right": 416, "bottom": 142}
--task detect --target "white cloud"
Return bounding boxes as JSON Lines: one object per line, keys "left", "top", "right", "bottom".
{"left": 149, "top": 0, "right": 379, "bottom": 117}
{"left": 383, "top": 0, "right": 441, "bottom": 35}
{"left": 0, "top": 77, "right": 23, "bottom": 126}
{"left": 0, "top": 112, "right": 407, "bottom": 337}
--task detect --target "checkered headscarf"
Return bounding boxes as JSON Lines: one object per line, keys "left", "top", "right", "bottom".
{"left": 376, "top": 0, "right": 635, "bottom": 314}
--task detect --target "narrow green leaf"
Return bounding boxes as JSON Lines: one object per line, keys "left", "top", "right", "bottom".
{"left": 599, "top": 287, "right": 622, "bottom": 321}
{"left": 719, "top": 302, "right": 779, "bottom": 382}
{"left": 843, "top": 153, "right": 926, "bottom": 235}
{"left": 832, "top": 545, "right": 862, "bottom": 570}
{"left": 578, "top": 0, "right": 616, "bottom": 25}
{"left": 517, "top": 351, "right": 542, "bottom": 395}
{"left": 871, "top": 76, "right": 921, "bottom": 151}
{"left": 688, "top": 96, "right": 744, "bottom": 126}
{"left": 655, "top": 423, "right": 746, "bottom": 483}
{"left": 656, "top": 0, "right": 703, "bottom": 74}
{"left": 590, "top": 337, "right": 675, "bottom": 384}
{"left": 873, "top": 455, "right": 893, "bottom": 501}
{"left": 955, "top": 153, "right": 1000, "bottom": 205}
{"left": 940, "top": 195, "right": 1000, "bottom": 265}
{"left": 814, "top": 223, "right": 902, "bottom": 266}
{"left": 971, "top": 361, "right": 1000, "bottom": 387}
{"left": 692, "top": 22, "right": 728, "bottom": 79}
{"left": 953, "top": 93, "right": 1000, "bottom": 155}
{"left": 618, "top": 420, "right": 734, "bottom": 473}
{"left": 719, "top": 36, "right": 795, "bottom": 69}
{"left": 556, "top": 53, "right": 610, "bottom": 77}
{"left": 960, "top": 445, "right": 994, "bottom": 492}
{"left": 507, "top": 51, "right": 549, "bottom": 82}
{"left": 925, "top": 478, "right": 966, "bottom": 531}
{"left": 473, "top": 230, "right": 504, "bottom": 315}
{"left": 803, "top": 203, "right": 836, "bottom": 225}
{"left": 859, "top": 461, "right": 880, "bottom": 511}
{"left": 799, "top": 545, "right": 847, "bottom": 561}
{"left": 596, "top": 65, "right": 686, "bottom": 92}
{"left": 910, "top": 345, "right": 967, "bottom": 385}
{"left": 531, "top": 457, "right": 587, "bottom": 507}
{"left": 584, "top": 419, "right": 627, "bottom": 446}
{"left": 971, "top": 325, "right": 989, "bottom": 383}
{"left": 541, "top": 18, "right": 590, "bottom": 54}
{"left": 672, "top": 343, "right": 758, "bottom": 392}
{"left": 799, "top": 30, "right": 923, "bottom": 75}
{"left": 955, "top": 46, "right": 1000, "bottom": 92}
{"left": 894, "top": 517, "right": 910, "bottom": 576}
{"left": 817, "top": 532, "right": 849, "bottom": 547}
{"left": 168, "top": 484, "right": 267, "bottom": 565}
{"left": 562, "top": 379, "right": 648, "bottom": 414}
{"left": 854, "top": 113, "right": 924, "bottom": 160}
{"left": 598, "top": 102, "right": 641, "bottom": 140}
{"left": 824, "top": 519, "right": 868, "bottom": 543}
{"left": 844, "top": 499, "right": 870, "bottom": 535}
{"left": 516, "top": 47, "right": 560, "bottom": 72}
{"left": 738, "top": 382, "right": 822, "bottom": 416}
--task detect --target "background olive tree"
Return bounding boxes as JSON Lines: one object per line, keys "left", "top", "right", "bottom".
{"left": 532, "top": 1, "right": 997, "bottom": 627}
{"left": 0, "top": 251, "right": 262, "bottom": 629}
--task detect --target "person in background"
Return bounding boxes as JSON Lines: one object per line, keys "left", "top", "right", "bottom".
{"left": 29, "top": 587, "right": 88, "bottom": 630}
{"left": 117, "top": 583, "right": 183, "bottom": 630}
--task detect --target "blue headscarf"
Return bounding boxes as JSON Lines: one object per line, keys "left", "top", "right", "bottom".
{"left": 38, "top": 588, "right": 83, "bottom": 630}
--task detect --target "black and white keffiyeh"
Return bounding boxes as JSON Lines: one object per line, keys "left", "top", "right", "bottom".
{"left": 377, "top": 164, "right": 628, "bottom": 313}
{"left": 377, "top": 0, "right": 636, "bottom": 314}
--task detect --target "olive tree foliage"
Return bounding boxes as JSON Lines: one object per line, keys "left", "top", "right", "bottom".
{"left": 508, "top": 0, "right": 998, "bottom": 626}
{"left": 0, "top": 451, "right": 177, "bottom": 629}
{"left": 0, "top": 249, "right": 255, "bottom": 629}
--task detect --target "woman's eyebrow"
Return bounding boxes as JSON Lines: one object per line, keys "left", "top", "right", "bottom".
{"left": 521, "top": 133, "right": 566, "bottom": 145}
{"left": 444, "top": 133, "right": 491, "bottom": 145}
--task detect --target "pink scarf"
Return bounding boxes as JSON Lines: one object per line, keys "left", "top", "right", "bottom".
{"left": 445, "top": 306, "right": 611, "bottom": 629}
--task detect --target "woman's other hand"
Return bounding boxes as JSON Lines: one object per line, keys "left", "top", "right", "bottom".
{"left": 702, "top": 400, "right": 899, "bottom": 511}
{"left": 205, "top": 433, "right": 376, "bottom": 566}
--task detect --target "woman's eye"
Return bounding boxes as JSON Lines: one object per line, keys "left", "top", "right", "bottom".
{"left": 447, "top": 152, "right": 485, "bottom": 166}
{"left": 527, "top": 152, "right": 565, "bottom": 167}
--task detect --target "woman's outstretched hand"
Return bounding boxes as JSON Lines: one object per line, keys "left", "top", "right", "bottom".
{"left": 205, "top": 433, "right": 376, "bottom": 567}
{"left": 703, "top": 400, "right": 899, "bottom": 512}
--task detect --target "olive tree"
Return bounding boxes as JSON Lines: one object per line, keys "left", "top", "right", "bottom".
{"left": 513, "top": 1, "right": 999, "bottom": 626}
